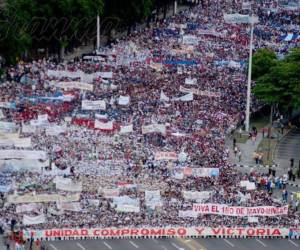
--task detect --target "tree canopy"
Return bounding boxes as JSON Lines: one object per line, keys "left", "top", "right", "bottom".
{"left": 253, "top": 48, "right": 300, "bottom": 110}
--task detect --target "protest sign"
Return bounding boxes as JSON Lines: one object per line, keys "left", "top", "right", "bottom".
{"left": 192, "top": 204, "right": 289, "bottom": 217}
{"left": 94, "top": 120, "right": 114, "bottom": 130}
{"left": 7, "top": 193, "right": 80, "bottom": 204}
{"left": 142, "top": 124, "right": 166, "bottom": 135}
{"left": 155, "top": 152, "right": 178, "bottom": 161}
{"left": 82, "top": 100, "right": 106, "bottom": 110}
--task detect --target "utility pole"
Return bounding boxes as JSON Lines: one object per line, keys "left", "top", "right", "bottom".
{"left": 267, "top": 104, "right": 273, "bottom": 161}
{"left": 174, "top": 0, "right": 177, "bottom": 15}
{"left": 245, "top": 14, "right": 254, "bottom": 132}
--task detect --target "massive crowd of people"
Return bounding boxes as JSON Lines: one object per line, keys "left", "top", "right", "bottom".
{"left": 0, "top": 0, "right": 299, "bottom": 233}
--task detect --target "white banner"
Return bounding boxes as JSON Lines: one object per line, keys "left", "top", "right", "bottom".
{"left": 82, "top": 100, "right": 106, "bottom": 110}
{"left": 118, "top": 96, "right": 130, "bottom": 106}
{"left": 174, "top": 93, "right": 193, "bottom": 101}
{"left": 145, "top": 190, "right": 162, "bottom": 208}
{"left": 160, "top": 91, "right": 170, "bottom": 102}
{"left": 185, "top": 78, "right": 197, "bottom": 85}
{"left": 95, "top": 72, "right": 113, "bottom": 79}
{"left": 183, "top": 191, "right": 211, "bottom": 200}
{"left": 0, "top": 121, "right": 17, "bottom": 132}
{"left": 101, "top": 189, "right": 120, "bottom": 198}
{"left": 22, "top": 227, "right": 289, "bottom": 240}
{"left": 192, "top": 204, "right": 289, "bottom": 217}
{"left": 179, "top": 210, "right": 199, "bottom": 218}
{"left": 51, "top": 81, "right": 93, "bottom": 91}
{"left": 180, "top": 86, "right": 221, "bottom": 98}
{"left": 120, "top": 124, "right": 133, "bottom": 134}
{"left": 155, "top": 151, "right": 178, "bottom": 161}
{"left": 0, "top": 150, "right": 47, "bottom": 160}
{"left": 57, "top": 202, "right": 82, "bottom": 212}
{"left": 0, "top": 137, "right": 31, "bottom": 148}
{"left": 23, "top": 214, "right": 46, "bottom": 225}
{"left": 7, "top": 193, "right": 80, "bottom": 204}
{"left": 192, "top": 168, "right": 219, "bottom": 177}
{"left": 224, "top": 14, "right": 259, "bottom": 24}
{"left": 46, "top": 124, "right": 67, "bottom": 136}
{"left": 55, "top": 177, "right": 82, "bottom": 192}
{"left": 116, "top": 204, "right": 140, "bottom": 213}
{"left": 142, "top": 124, "right": 166, "bottom": 135}
{"left": 16, "top": 204, "right": 40, "bottom": 213}
{"left": 182, "top": 35, "right": 199, "bottom": 45}
{"left": 0, "top": 159, "right": 49, "bottom": 172}
{"left": 22, "top": 123, "right": 36, "bottom": 133}
{"left": 94, "top": 120, "right": 113, "bottom": 130}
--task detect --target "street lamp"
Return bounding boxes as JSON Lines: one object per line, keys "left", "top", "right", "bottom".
{"left": 245, "top": 14, "right": 254, "bottom": 132}
{"left": 96, "top": 14, "right": 101, "bottom": 52}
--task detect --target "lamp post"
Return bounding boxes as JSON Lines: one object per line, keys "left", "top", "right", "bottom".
{"left": 96, "top": 14, "right": 100, "bottom": 52}
{"left": 245, "top": 14, "right": 254, "bottom": 132}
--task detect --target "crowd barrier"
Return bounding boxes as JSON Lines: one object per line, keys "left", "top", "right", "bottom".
{"left": 22, "top": 227, "right": 300, "bottom": 241}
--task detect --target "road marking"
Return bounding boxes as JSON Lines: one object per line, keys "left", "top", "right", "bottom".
{"left": 224, "top": 239, "right": 234, "bottom": 247}
{"left": 289, "top": 239, "right": 299, "bottom": 247}
{"left": 50, "top": 244, "right": 59, "bottom": 250}
{"left": 185, "top": 239, "right": 191, "bottom": 242}
{"left": 171, "top": 242, "right": 185, "bottom": 250}
{"left": 153, "top": 238, "right": 159, "bottom": 243}
{"left": 103, "top": 241, "right": 112, "bottom": 249}
{"left": 76, "top": 242, "right": 86, "bottom": 250}
{"left": 129, "top": 240, "right": 139, "bottom": 248}
{"left": 160, "top": 245, "right": 168, "bottom": 250}
{"left": 176, "top": 237, "right": 206, "bottom": 250}
{"left": 256, "top": 239, "right": 266, "bottom": 247}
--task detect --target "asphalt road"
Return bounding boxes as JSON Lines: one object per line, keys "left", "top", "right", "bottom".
{"left": 275, "top": 128, "right": 300, "bottom": 172}
{"left": 44, "top": 237, "right": 300, "bottom": 250}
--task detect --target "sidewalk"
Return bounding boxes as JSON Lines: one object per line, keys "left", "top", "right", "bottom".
{"left": 227, "top": 131, "right": 300, "bottom": 188}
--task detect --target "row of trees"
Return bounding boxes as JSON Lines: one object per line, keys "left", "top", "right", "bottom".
{"left": 252, "top": 48, "right": 300, "bottom": 115}
{"left": 0, "top": 0, "right": 196, "bottom": 65}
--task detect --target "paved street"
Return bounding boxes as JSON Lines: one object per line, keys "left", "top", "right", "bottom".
{"left": 44, "top": 238, "right": 300, "bottom": 250}
{"left": 275, "top": 128, "right": 300, "bottom": 173}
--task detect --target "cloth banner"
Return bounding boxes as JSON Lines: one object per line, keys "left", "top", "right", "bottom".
{"left": 101, "top": 189, "right": 120, "bottom": 198}
{"left": 57, "top": 202, "right": 82, "bottom": 212}
{"left": 0, "top": 102, "right": 16, "bottom": 109}
{"left": 22, "top": 123, "right": 37, "bottom": 133}
{"left": 54, "top": 177, "right": 82, "bottom": 192}
{"left": 16, "top": 204, "right": 40, "bottom": 213}
{"left": 179, "top": 210, "right": 198, "bottom": 218}
{"left": 46, "top": 124, "right": 67, "bottom": 136}
{"left": 0, "top": 137, "right": 31, "bottom": 148}
{"left": 192, "top": 204, "right": 289, "bottom": 217}
{"left": 7, "top": 193, "right": 80, "bottom": 204}
{"left": 22, "top": 227, "right": 289, "bottom": 240}
{"left": 94, "top": 120, "right": 114, "bottom": 130}
{"left": 224, "top": 14, "right": 258, "bottom": 24}
{"left": 142, "top": 124, "right": 166, "bottom": 135}
{"left": 0, "top": 159, "right": 49, "bottom": 172}
{"left": 82, "top": 100, "right": 106, "bottom": 110}
{"left": 182, "top": 35, "right": 199, "bottom": 45}
{"left": 183, "top": 191, "right": 211, "bottom": 200}
{"left": 248, "top": 217, "right": 259, "bottom": 223}
{"left": 23, "top": 214, "right": 45, "bottom": 225}
{"left": 180, "top": 86, "right": 221, "bottom": 98}
{"left": 155, "top": 152, "right": 178, "bottom": 161}
{"left": 51, "top": 81, "right": 93, "bottom": 91}
{"left": 118, "top": 96, "right": 130, "bottom": 106}
{"left": 0, "top": 150, "right": 47, "bottom": 160}
{"left": 120, "top": 124, "right": 133, "bottom": 134}
{"left": 0, "top": 121, "right": 17, "bottom": 132}
{"left": 0, "top": 184, "right": 12, "bottom": 193}
{"left": 160, "top": 91, "right": 170, "bottom": 102}
{"left": 192, "top": 168, "right": 220, "bottom": 177}
{"left": 145, "top": 190, "right": 162, "bottom": 208}
{"left": 174, "top": 93, "right": 193, "bottom": 101}
{"left": 116, "top": 204, "right": 140, "bottom": 213}
{"left": 185, "top": 78, "right": 197, "bottom": 85}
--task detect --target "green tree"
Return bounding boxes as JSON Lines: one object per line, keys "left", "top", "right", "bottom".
{"left": 3, "top": 0, "right": 104, "bottom": 60}
{"left": 252, "top": 48, "right": 277, "bottom": 80}
{"left": 253, "top": 48, "right": 300, "bottom": 110}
